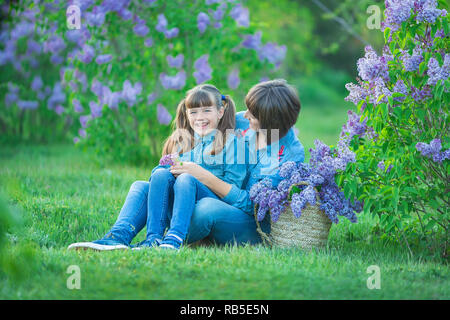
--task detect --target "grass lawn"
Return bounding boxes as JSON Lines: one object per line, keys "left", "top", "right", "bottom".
{"left": 0, "top": 143, "right": 448, "bottom": 300}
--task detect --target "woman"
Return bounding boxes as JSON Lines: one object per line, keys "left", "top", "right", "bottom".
{"left": 173, "top": 79, "right": 305, "bottom": 245}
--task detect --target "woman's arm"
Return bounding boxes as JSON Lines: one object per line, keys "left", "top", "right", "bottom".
{"left": 169, "top": 162, "right": 232, "bottom": 198}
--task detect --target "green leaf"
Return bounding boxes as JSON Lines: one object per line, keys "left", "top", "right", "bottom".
{"left": 384, "top": 27, "right": 391, "bottom": 43}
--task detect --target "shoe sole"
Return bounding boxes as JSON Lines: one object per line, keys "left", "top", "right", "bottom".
{"left": 67, "top": 242, "right": 129, "bottom": 251}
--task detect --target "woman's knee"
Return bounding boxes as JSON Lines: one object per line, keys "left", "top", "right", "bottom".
{"left": 191, "top": 197, "right": 216, "bottom": 223}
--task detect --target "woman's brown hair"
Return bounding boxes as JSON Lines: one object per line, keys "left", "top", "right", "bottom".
{"left": 162, "top": 84, "right": 236, "bottom": 156}
{"left": 245, "top": 79, "right": 301, "bottom": 144}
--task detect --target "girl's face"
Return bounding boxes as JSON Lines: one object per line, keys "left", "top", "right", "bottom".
{"left": 187, "top": 105, "right": 224, "bottom": 136}
{"left": 244, "top": 109, "right": 260, "bottom": 131}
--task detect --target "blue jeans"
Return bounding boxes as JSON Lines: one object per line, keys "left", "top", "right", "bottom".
{"left": 146, "top": 169, "right": 219, "bottom": 243}
{"left": 105, "top": 169, "right": 224, "bottom": 245}
{"left": 186, "top": 197, "right": 267, "bottom": 245}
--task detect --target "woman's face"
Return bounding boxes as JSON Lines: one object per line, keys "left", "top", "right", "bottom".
{"left": 187, "top": 105, "right": 224, "bottom": 136}
{"left": 244, "top": 109, "right": 260, "bottom": 131}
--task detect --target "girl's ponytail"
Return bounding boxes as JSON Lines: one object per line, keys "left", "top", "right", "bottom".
{"left": 162, "top": 99, "right": 194, "bottom": 156}
{"left": 210, "top": 94, "right": 236, "bottom": 155}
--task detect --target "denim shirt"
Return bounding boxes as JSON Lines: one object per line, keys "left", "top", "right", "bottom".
{"left": 222, "top": 111, "right": 305, "bottom": 214}
{"left": 150, "top": 129, "right": 248, "bottom": 191}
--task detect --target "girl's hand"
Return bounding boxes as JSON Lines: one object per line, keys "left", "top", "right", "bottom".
{"left": 170, "top": 161, "right": 209, "bottom": 181}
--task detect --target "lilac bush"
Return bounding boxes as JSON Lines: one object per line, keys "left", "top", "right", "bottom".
{"left": 0, "top": 0, "right": 287, "bottom": 163}
{"left": 343, "top": 0, "right": 449, "bottom": 252}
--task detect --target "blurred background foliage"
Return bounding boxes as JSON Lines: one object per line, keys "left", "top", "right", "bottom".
{"left": 0, "top": 0, "right": 386, "bottom": 162}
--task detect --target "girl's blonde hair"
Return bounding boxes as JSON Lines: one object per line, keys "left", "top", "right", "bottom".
{"left": 162, "top": 84, "right": 236, "bottom": 156}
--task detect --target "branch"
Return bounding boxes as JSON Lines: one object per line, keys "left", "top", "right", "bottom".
{"left": 311, "top": 0, "right": 373, "bottom": 48}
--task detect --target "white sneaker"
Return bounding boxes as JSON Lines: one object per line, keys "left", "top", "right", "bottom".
{"left": 67, "top": 242, "right": 129, "bottom": 251}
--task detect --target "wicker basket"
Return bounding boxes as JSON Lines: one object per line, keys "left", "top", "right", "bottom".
{"left": 254, "top": 182, "right": 332, "bottom": 250}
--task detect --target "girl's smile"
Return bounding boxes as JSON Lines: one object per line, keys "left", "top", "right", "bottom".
{"left": 187, "top": 106, "right": 224, "bottom": 136}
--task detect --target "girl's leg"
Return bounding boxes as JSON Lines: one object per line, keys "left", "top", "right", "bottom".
{"left": 68, "top": 180, "right": 150, "bottom": 250}
{"left": 145, "top": 168, "right": 176, "bottom": 245}
{"left": 186, "top": 197, "right": 266, "bottom": 245}
{"left": 101, "top": 180, "right": 150, "bottom": 245}
{"left": 161, "top": 173, "right": 218, "bottom": 249}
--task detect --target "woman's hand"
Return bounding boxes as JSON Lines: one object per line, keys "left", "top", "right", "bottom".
{"left": 169, "top": 161, "right": 209, "bottom": 181}
{"left": 169, "top": 160, "right": 232, "bottom": 198}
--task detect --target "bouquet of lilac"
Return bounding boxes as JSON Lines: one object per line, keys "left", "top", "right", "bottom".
{"left": 159, "top": 153, "right": 179, "bottom": 166}
{"left": 250, "top": 135, "right": 363, "bottom": 224}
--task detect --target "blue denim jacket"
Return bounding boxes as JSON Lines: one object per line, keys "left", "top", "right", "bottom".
{"left": 222, "top": 111, "right": 305, "bottom": 214}
{"left": 150, "top": 129, "right": 248, "bottom": 190}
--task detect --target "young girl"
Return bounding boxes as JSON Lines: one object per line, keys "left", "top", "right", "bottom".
{"left": 68, "top": 84, "right": 247, "bottom": 251}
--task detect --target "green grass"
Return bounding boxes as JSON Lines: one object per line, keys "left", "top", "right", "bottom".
{"left": 0, "top": 144, "right": 448, "bottom": 299}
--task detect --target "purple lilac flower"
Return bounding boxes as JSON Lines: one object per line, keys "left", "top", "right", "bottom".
{"left": 157, "top": 104, "right": 172, "bottom": 125}
{"left": 44, "top": 35, "right": 66, "bottom": 54}
{"left": 227, "top": 69, "right": 240, "bottom": 89}
{"left": 340, "top": 110, "right": 368, "bottom": 140}
{"left": 393, "top": 79, "right": 408, "bottom": 102}
{"left": 416, "top": 0, "right": 446, "bottom": 24}
{"left": 79, "top": 115, "right": 90, "bottom": 128}
{"left": 372, "top": 77, "right": 392, "bottom": 104}
{"left": 357, "top": 46, "right": 389, "bottom": 83}
{"left": 133, "top": 23, "right": 149, "bottom": 37}
{"left": 206, "top": 0, "right": 220, "bottom": 5}
{"left": 50, "top": 54, "right": 64, "bottom": 65}
{"left": 164, "top": 28, "right": 179, "bottom": 39}
{"left": 78, "top": 128, "right": 87, "bottom": 138}
{"left": 425, "top": 54, "right": 450, "bottom": 86}
{"left": 47, "top": 83, "right": 66, "bottom": 110}
{"left": 122, "top": 80, "right": 142, "bottom": 107}
{"left": 197, "top": 12, "right": 210, "bottom": 34}
{"left": 89, "top": 101, "right": 102, "bottom": 118}
{"left": 144, "top": 38, "right": 154, "bottom": 47}
{"left": 5, "top": 92, "right": 18, "bottom": 107}
{"left": 159, "top": 70, "right": 186, "bottom": 90}
{"left": 290, "top": 193, "right": 306, "bottom": 218}
{"left": 147, "top": 92, "right": 157, "bottom": 104}
{"left": 95, "top": 54, "right": 112, "bottom": 64}
{"left": 411, "top": 85, "right": 432, "bottom": 102}
{"left": 402, "top": 47, "right": 423, "bottom": 72}
{"left": 155, "top": 14, "right": 168, "bottom": 32}
{"left": 301, "top": 185, "right": 316, "bottom": 206}
{"left": 230, "top": 4, "right": 249, "bottom": 27}
{"left": 101, "top": 86, "right": 121, "bottom": 109}
{"left": 78, "top": 44, "right": 95, "bottom": 64}
{"left": 73, "top": 99, "right": 84, "bottom": 113}
{"left": 344, "top": 82, "right": 368, "bottom": 106}
{"left": 383, "top": 0, "right": 414, "bottom": 30}
{"left": 27, "top": 39, "right": 42, "bottom": 55}
{"left": 167, "top": 54, "right": 184, "bottom": 69}
{"left": 309, "top": 139, "right": 331, "bottom": 167}
{"left": 73, "top": 137, "right": 80, "bottom": 144}
{"left": 31, "top": 76, "right": 43, "bottom": 92}
{"left": 54, "top": 105, "right": 65, "bottom": 115}
{"left": 258, "top": 43, "right": 286, "bottom": 68}
{"left": 416, "top": 138, "right": 449, "bottom": 163}
{"left": 279, "top": 161, "right": 297, "bottom": 179}
{"left": 90, "top": 79, "right": 104, "bottom": 97}
{"left": 241, "top": 31, "right": 262, "bottom": 50}
{"left": 159, "top": 153, "right": 177, "bottom": 166}
{"left": 193, "top": 55, "right": 212, "bottom": 84}
{"left": 11, "top": 20, "right": 34, "bottom": 40}
{"left": 85, "top": 6, "right": 105, "bottom": 27}
{"left": 17, "top": 100, "right": 38, "bottom": 110}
